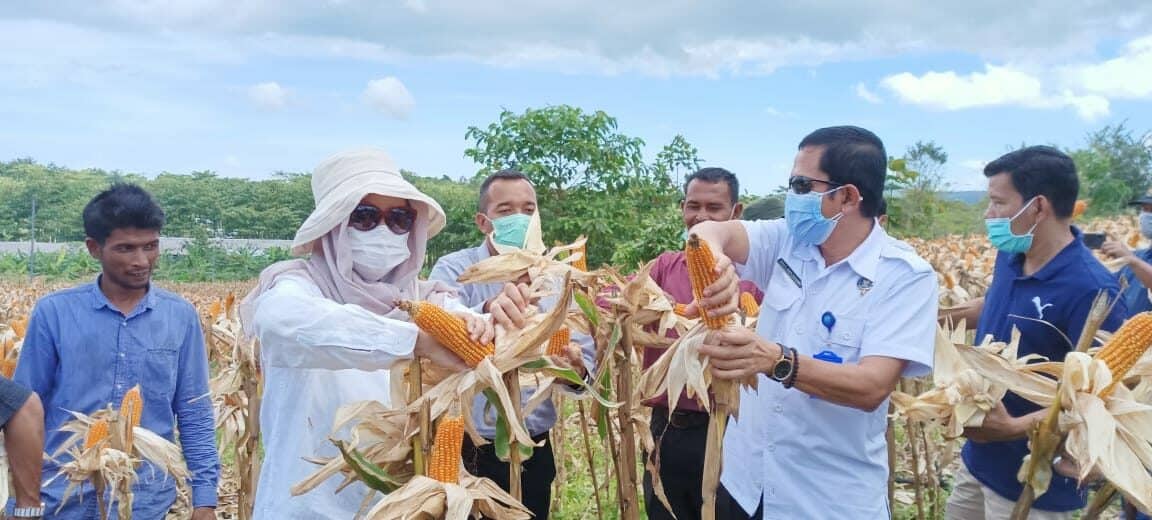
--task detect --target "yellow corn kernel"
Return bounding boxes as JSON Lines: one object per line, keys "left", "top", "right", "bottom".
{"left": 428, "top": 415, "right": 465, "bottom": 484}
{"left": 685, "top": 234, "right": 732, "bottom": 330}
{"left": 739, "top": 292, "right": 760, "bottom": 317}
{"left": 547, "top": 327, "right": 571, "bottom": 357}
{"left": 673, "top": 303, "right": 689, "bottom": 317}
{"left": 398, "top": 301, "right": 494, "bottom": 367}
{"left": 225, "top": 292, "right": 236, "bottom": 315}
{"left": 1130, "top": 232, "right": 1142, "bottom": 249}
{"left": 85, "top": 418, "right": 110, "bottom": 450}
{"left": 1097, "top": 311, "right": 1152, "bottom": 397}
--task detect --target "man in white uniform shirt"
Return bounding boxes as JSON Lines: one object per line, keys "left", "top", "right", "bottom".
{"left": 690, "top": 126, "right": 937, "bottom": 519}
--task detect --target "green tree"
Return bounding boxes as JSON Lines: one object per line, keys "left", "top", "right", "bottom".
{"left": 1070, "top": 123, "right": 1152, "bottom": 216}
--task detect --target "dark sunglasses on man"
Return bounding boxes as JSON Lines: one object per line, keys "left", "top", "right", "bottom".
{"left": 348, "top": 203, "right": 417, "bottom": 234}
{"left": 788, "top": 175, "right": 844, "bottom": 195}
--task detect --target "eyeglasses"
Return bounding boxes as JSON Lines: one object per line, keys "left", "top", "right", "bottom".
{"left": 348, "top": 204, "right": 417, "bottom": 234}
{"left": 788, "top": 175, "right": 843, "bottom": 195}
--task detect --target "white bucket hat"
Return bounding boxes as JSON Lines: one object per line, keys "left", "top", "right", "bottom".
{"left": 291, "top": 147, "right": 446, "bottom": 256}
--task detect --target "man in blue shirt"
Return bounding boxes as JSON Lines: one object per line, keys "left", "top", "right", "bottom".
{"left": 429, "top": 169, "right": 594, "bottom": 520}
{"left": 944, "top": 147, "right": 1127, "bottom": 519}
{"left": 15, "top": 184, "right": 219, "bottom": 519}
{"left": 1102, "top": 190, "right": 1152, "bottom": 315}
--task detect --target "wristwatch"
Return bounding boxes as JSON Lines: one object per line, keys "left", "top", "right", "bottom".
{"left": 768, "top": 344, "right": 796, "bottom": 384}
{"left": 13, "top": 503, "right": 45, "bottom": 518}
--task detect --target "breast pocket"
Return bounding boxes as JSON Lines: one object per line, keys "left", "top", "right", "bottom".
{"left": 812, "top": 316, "right": 865, "bottom": 364}
{"left": 759, "top": 269, "right": 801, "bottom": 340}
{"left": 143, "top": 347, "right": 179, "bottom": 404}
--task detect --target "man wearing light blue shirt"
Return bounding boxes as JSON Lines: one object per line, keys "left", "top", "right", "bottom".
{"left": 429, "top": 169, "right": 594, "bottom": 519}
{"left": 690, "top": 126, "right": 937, "bottom": 519}
{"left": 15, "top": 184, "right": 218, "bottom": 519}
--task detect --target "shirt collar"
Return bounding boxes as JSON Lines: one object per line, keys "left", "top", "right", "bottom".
{"left": 792, "top": 221, "right": 886, "bottom": 281}
{"left": 1008, "top": 226, "right": 1084, "bottom": 281}
{"left": 89, "top": 275, "right": 157, "bottom": 314}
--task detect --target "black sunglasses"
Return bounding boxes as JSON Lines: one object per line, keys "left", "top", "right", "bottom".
{"left": 348, "top": 204, "right": 417, "bottom": 234}
{"left": 788, "top": 175, "right": 844, "bottom": 195}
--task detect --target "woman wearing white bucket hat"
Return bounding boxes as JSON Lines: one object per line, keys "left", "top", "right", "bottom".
{"left": 240, "top": 147, "right": 487, "bottom": 518}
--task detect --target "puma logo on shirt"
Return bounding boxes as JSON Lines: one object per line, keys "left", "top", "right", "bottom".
{"left": 1032, "top": 296, "right": 1053, "bottom": 319}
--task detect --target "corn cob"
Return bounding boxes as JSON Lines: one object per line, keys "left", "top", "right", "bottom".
{"left": 207, "top": 300, "right": 222, "bottom": 320}
{"left": 120, "top": 385, "right": 143, "bottom": 428}
{"left": 547, "top": 327, "right": 571, "bottom": 357}
{"left": 428, "top": 415, "right": 464, "bottom": 484}
{"left": 1130, "top": 232, "right": 1142, "bottom": 249}
{"left": 686, "top": 234, "right": 732, "bottom": 329}
{"left": 673, "top": 303, "right": 689, "bottom": 317}
{"left": 1, "top": 359, "right": 15, "bottom": 379}
{"left": 85, "top": 418, "right": 110, "bottom": 450}
{"left": 1097, "top": 311, "right": 1152, "bottom": 397}
{"left": 739, "top": 292, "right": 760, "bottom": 317}
{"left": 397, "top": 300, "right": 494, "bottom": 367}
{"left": 11, "top": 317, "right": 27, "bottom": 339}
{"left": 1072, "top": 200, "right": 1088, "bottom": 219}
{"left": 572, "top": 243, "right": 588, "bottom": 272}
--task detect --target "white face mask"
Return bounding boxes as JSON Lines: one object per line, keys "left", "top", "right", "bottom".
{"left": 347, "top": 226, "right": 411, "bottom": 281}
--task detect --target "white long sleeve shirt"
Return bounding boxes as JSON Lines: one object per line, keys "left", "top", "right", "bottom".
{"left": 250, "top": 273, "right": 465, "bottom": 519}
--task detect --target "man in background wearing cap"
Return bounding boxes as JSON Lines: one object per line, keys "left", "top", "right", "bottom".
{"left": 429, "top": 169, "right": 595, "bottom": 519}
{"left": 1101, "top": 190, "right": 1152, "bottom": 315}
{"left": 241, "top": 148, "right": 485, "bottom": 518}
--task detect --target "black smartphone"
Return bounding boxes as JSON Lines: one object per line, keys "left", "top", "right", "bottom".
{"left": 1083, "top": 232, "right": 1106, "bottom": 249}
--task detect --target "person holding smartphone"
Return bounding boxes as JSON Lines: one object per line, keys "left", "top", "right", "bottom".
{"left": 1101, "top": 191, "right": 1152, "bottom": 315}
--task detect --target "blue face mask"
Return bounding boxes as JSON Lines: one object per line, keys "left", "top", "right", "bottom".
{"left": 785, "top": 188, "right": 844, "bottom": 245}
{"left": 1140, "top": 211, "right": 1152, "bottom": 239}
{"left": 985, "top": 197, "right": 1038, "bottom": 253}
{"left": 489, "top": 213, "right": 532, "bottom": 249}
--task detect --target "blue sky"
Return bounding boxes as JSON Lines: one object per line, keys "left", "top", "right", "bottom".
{"left": 2, "top": 1, "right": 1151, "bottom": 196}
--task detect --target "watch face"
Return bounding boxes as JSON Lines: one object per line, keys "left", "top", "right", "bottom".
{"left": 772, "top": 357, "right": 793, "bottom": 380}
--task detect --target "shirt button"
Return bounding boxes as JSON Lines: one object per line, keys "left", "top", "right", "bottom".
{"left": 119, "top": 353, "right": 125, "bottom": 358}
{"left": 768, "top": 444, "right": 776, "bottom": 452}
{"left": 116, "top": 384, "right": 122, "bottom": 389}
{"left": 794, "top": 326, "right": 804, "bottom": 335}
{"left": 774, "top": 404, "right": 783, "bottom": 413}
{"left": 121, "top": 322, "right": 127, "bottom": 327}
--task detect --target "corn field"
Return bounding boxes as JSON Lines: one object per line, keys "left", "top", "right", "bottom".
{"left": 0, "top": 215, "right": 1148, "bottom": 519}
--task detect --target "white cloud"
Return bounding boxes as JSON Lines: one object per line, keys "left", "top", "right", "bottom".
{"left": 247, "top": 81, "right": 289, "bottom": 110}
{"left": 1061, "top": 35, "right": 1152, "bottom": 99}
{"left": 4, "top": 1, "right": 1150, "bottom": 77}
{"left": 880, "top": 64, "right": 1110, "bottom": 121}
{"left": 362, "top": 77, "right": 415, "bottom": 118}
{"left": 855, "top": 82, "right": 881, "bottom": 104}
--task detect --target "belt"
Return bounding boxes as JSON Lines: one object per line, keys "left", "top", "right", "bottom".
{"left": 652, "top": 407, "right": 710, "bottom": 430}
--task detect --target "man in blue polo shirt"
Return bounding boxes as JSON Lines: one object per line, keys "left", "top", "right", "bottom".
{"left": 1102, "top": 190, "right": 1152, "bottom": 315}
{"left": 945, "top": 146, "right": 1127, "bottom": 519}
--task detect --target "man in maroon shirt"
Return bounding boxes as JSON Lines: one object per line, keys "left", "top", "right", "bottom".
{"left": 643, "top": 167, "right": 763, "bottom": 520}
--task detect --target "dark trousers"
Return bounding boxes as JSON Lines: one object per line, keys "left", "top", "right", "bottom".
{"left": 716, "top": 485, "right": 763, "bottom": 520}
{"left": 643, "top": 407, "right": 710, "bottom": 520}
{"left": 462, "top": 431, "right": 555, "bottom": 520}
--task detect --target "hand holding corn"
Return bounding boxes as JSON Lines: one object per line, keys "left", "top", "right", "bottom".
{"left": 485, "top": 282, "right": 534, "bottom": 329}
{"left": 683, "top": 240, "right": 741, "bottom": 320}
{"left": 699, "top": 327, "right": 783, "bottom": 381}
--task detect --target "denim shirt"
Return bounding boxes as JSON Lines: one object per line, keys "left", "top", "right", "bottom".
{"left": 14, "top": 279, "right": 219, "bottom": 518}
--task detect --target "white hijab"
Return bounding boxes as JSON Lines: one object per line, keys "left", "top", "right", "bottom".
{"left": 240, "top": 147, "right": 452, "bottom": 332}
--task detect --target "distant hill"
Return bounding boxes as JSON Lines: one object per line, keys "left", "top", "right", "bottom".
{"left": 940, "top": 191, "right": 986, "bottom": 205}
